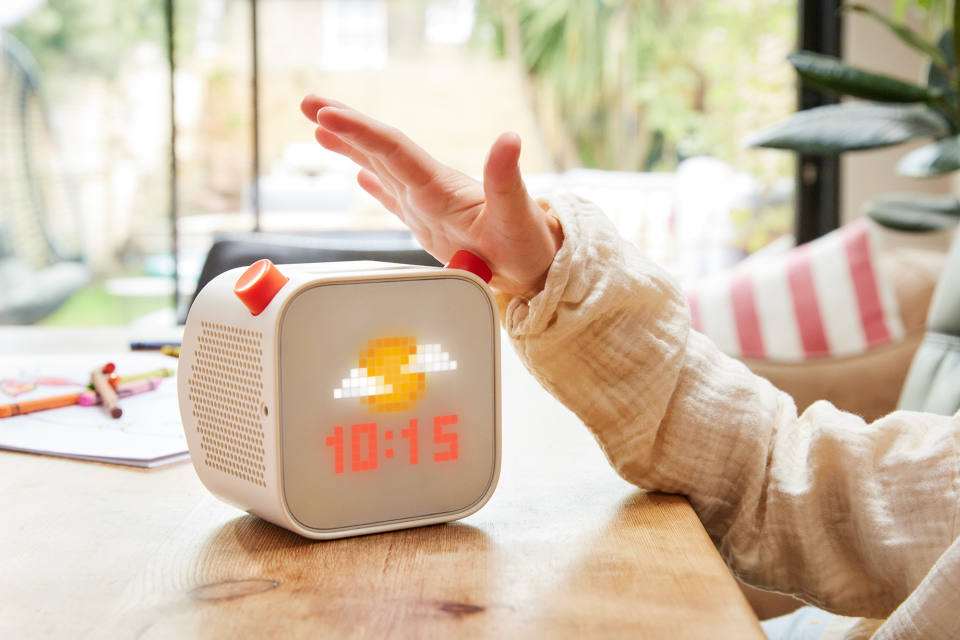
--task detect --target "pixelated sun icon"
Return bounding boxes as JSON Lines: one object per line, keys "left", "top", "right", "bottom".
{"left": 333, "top": 336, "right": 457, "bottom": 413}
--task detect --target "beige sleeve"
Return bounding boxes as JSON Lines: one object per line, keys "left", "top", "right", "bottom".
{"left": 501, "top": 193, "right": 960, "bottom": 620}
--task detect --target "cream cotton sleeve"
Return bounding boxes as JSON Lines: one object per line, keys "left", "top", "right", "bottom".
{"left": 499, "top": 193, "right": 960, "bottom": 639}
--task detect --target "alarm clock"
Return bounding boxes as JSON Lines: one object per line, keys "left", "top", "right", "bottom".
{"left": 178, "top": 252, "right": 501, "bottom": 540}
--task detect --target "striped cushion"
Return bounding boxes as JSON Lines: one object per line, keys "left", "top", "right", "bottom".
{"left": 685, "top": 218, "right": 904, "bottom": 361}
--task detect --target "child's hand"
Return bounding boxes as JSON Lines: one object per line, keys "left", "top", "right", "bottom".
{"left": 299, "top": 95, "right": 563, "bottom": 297}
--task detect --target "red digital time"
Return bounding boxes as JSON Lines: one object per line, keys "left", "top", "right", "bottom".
{"left": 325, "top": 415, "right": 458, "bottom": 473}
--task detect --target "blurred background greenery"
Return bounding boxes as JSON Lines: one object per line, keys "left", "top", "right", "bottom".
{"left": 474, "top": 0, "right": 795, "bottom": 178}
{"left": 2, "top": 0, "right": 801, "bottom": 326}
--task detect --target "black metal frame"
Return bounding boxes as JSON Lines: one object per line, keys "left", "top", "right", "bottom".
{"left": 165, "top": 0, "right": 262, "bottom": 315}
{"left": 796, "top": 0, "right": 843, "bottom": 245}
{"left": 165, "top": 0, "right": 179, "bottom": 311}
{"left": 251, "top": 0, "right": 261, "bottom": 233}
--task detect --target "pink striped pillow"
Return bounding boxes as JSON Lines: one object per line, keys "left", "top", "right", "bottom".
{"left": 685, "top": 218, "right": 904, "bottom": 361}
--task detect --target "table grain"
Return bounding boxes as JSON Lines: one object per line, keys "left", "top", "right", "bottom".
{"left": 0, "top": 327, "right": 764, "bottom": 638}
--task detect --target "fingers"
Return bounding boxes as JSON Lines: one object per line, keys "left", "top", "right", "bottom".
{"left": 315, "top": 127, "right": 377, "bottom": 174}
{"left": 300, "top": 94, "right": 351, "bottom": 122}
{"left": 357, "top": 169, "right": 403, "bottom": 222}
{"left": 315, "top": 126, "right": 405, "bottom": 197}
{"left": 316, "top": 107, "right": 439, "bottom": 189}
{"left": 313, "top": 108, "right": 412, "bottom": 195}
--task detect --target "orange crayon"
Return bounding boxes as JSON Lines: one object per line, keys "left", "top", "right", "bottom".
{"left": 0, "top": 393, "right": 82, "bottom": 419}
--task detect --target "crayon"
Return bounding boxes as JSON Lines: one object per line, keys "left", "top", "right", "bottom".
{"left": 91, "top": 366, "right": 122, "bottom": 419}
{"left": 123, "top": 368, "right": 175, "bottom": 383}
{"left": 78, "top": 377, "right": 163, "bottom": 406}
{"left": 130, "top": 341, "right": 182, "bottom": 351}
{"left": 87, "top": 368, "right": 175, "bottom": 390}
{"left": 0, "top": 393, "right": 82, "bottom": 418}
{"left": 160, "top": 345, "right": 180, "bottom": 358}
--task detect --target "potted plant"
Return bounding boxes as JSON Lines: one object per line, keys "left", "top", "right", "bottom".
{"left": 744, "top": 3, "right": 960, "bottom": 231}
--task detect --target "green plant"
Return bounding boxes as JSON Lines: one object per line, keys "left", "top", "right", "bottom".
{"left": 7, "top": 0, "right": 199, "bottom": 83}
{"left": 744, "top": 2, "right": 960, "bottom": 230}
{"left": 474, "top": 0, "right": 795, "bottom": 175}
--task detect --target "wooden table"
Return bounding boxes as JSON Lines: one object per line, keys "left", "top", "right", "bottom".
{"left": 0, "top": 327, "right": 764, "bottom": 639}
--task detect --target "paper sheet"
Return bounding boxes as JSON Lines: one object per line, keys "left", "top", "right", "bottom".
{"left": 0, "top": 352, "right": 187, "bottom": 467}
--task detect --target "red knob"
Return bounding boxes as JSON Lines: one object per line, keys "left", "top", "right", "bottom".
{"left": 445, "top": 250, "right": 492, "bottom": 284}
{"left": 234, "top": 259, "right": 289, "bottom": 316}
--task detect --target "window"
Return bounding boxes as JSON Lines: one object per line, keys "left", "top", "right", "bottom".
{"left": 2, "top": 0, "right": 799, "bottom": 325}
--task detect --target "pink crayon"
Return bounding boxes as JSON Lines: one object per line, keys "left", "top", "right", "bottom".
{"left": 78, "top": 377, "right": 163, "bottom": 407}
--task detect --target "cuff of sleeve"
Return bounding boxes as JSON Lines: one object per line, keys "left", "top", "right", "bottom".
{"left": 495, "top": 191, "right": 692, "bottom": 484}
{"left": 498, "top": 192, "right": 619, "bottom": 339}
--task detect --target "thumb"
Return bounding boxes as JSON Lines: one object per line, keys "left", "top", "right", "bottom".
{"left": 483, "top": 132, "right": 532, "bottom": 223}
{"left": 480, "top": 132, "right": 563, "bottom": 296}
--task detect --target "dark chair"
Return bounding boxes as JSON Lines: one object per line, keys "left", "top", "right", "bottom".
{"left": 184, "top": 230, "right": 441, "bottom": 321}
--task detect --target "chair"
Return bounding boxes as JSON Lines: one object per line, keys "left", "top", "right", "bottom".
{"left": 741, "top": 227, "right": 960, "bottom": 623}
{"left": 184, "top": 230, "right": 441, "bottom": 321}
{"left": 687, "top": 218, "right": 946, "bottom": 423}
{"left": 897, "top": 228, "right": 960, "bottom": 414}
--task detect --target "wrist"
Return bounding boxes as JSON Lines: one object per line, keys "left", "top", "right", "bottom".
{"left": 519, "top": 208, "right": 564, "bottom": 300}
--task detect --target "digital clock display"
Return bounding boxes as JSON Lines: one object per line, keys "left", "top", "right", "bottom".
{"left": 279, "top": 277, "right": 497, "bottom": 532}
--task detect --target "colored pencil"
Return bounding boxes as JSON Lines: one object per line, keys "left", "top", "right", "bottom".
{"left": 130, "top": 341, "right": 181, "bottom": 351}
{"left": 122, "top": 368, "right": 175, "bottom": 382}
{"left": 87, "top": 368, "right": 175, "bottom": 390}
{"left": 0, "top": 393, "right": 82, "bottom": 419}
{"left": 78, "top": 377, "right": 163, "bottom": 406}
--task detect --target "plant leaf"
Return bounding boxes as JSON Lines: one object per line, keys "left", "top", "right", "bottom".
{"left": 743, "top": 103, "right": 951, "bottom": 154}
{"left": 927, "top": 31, "right": 958, "bottom": 108}
{"left": 924, "top": 31, "right": 960, "bottom": 134}
{"left": 847, "top": 4, "right": 948, "bottom": 67}
{"left": 955, "top": 1, "right": 960, "bottom": 86}
{"left": 867, "top": 208, "right": 960, "bottom": 231}
{"left": 897, "top": 136, "right": 960, "bottom": 176}
{"left": 890, "top": 0, "right": 909, "bottom": 21}
{"left": 864, "top": 193, "right": 960, "bottom": 231}
{"left": 789, "top": 52, "right": 943, "bottom": 103}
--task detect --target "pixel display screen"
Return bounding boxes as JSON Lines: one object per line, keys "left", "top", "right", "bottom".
{"left": 279, "top": 277, "right": 497, "bottom": 532}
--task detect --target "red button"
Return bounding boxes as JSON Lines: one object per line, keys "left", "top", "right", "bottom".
{"left": 445, "top": 250, "right": 492, "bottom": 284}
{"left": 234, "top": 259, "right": 289, "bottom": 315}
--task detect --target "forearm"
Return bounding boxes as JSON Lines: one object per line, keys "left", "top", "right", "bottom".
{"left": 498, "top": 192, "right": 691, "bottom": 482}
{"left": 502, "top": 193, "right": 960, "bottom": 618}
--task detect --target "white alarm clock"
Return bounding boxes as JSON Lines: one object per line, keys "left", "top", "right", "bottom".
{"left": 178, "top": 252, "right": 501, "bottom": 540}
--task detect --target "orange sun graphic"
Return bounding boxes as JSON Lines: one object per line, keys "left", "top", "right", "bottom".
{"left": 333, "top": 337, "right": 457, "bottom": 413}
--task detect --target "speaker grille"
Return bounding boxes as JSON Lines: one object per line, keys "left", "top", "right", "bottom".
{"left": 187, "top": 321, "right": 266, "bottom": 487}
